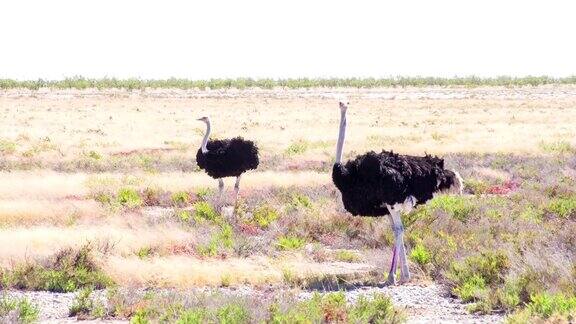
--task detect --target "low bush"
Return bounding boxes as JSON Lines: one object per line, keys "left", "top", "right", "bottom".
{"left": 2, "top": 245, "right": 113, "bottom": 292}
{"left": 507, "top": 293, "right": 576, "bottom": 323}
{"left": 0, "top": 295, "right": 39, "bottom": 324}
{"left": 448, "top": 251, "right": 510, "bottom": 307}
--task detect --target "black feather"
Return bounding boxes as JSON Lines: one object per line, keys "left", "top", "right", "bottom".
{"left": 332, "top": 150, "right": 454, "bottom": 217}
{"left": 196, "top": 137, "right": 259, "bottom": 179}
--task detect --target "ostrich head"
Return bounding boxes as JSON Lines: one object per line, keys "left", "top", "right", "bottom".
{"left": 197, "top": 116, "right": 210, "bottom": 123}
{"left": 437, "top": 169, "right": 464, "bottom": 195}
{"left": 339, "top": 99, "right": 349, "bottom": 113}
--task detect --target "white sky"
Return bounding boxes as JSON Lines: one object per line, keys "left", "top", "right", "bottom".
{"left": 1, "top": 0, "right": 575, "bottom": 80}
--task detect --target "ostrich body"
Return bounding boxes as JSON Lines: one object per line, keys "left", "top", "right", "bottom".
{"left": 196, "top": 117, "right": 259, "bottom": 201}
{"left": 332, "top": 101, "right": 462, "bottom": 284}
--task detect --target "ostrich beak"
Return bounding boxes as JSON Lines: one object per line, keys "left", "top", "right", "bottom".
{"left": 196, "top": 118, "right": 204, "bottom": 121}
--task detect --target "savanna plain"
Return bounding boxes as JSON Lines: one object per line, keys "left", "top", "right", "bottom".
{"left": 1, "top": 85, "right": 576, "bottom": 323}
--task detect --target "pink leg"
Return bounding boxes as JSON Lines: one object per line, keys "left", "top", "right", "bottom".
{"left": 389, "top": 244, "right": 397, "bottom": 273}
{"left": 386, "top": 243, "right": 398, "bottom": 285}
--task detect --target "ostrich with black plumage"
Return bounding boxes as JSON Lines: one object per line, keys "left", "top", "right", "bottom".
{"left": 196, "top": 116, "right": 259, "bottom": 202}
{"left": 332, "top": 101, "right": 463, "bottom": 285}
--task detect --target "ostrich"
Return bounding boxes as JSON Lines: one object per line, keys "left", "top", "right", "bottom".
{"left": 332, "top": 101, "right": 463, "bottom": 284}
{"left": 196, "top": 116, "right": 259, "bottom": 202}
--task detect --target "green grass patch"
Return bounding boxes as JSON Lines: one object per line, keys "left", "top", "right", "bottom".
{"left": 251, "top": 204, "right": 279, "bottom": 229}
{"left": 285, "top": 140, "right": 309, "bottom": 156}
{"left": 429, "top": 195, "right": 476, "bottom": 222}
{"left": 335, "top": 250, "right": 361, "bottom": 263}
{"left": 192, "top": 202, "right": 220, "bottom": 223}
{"left": 195, "top": 187, "right": 212, "bottom": 201}
{"left": 464, "top": 179, "right": 490, "bottom": 195}
{"left": 171, "top": 191, "right": 190, "bottom": 207}
{"left": 539, "top": 140, "right": 575, "bottom": 154}
{"left": 117, "top": 188, "right": 142, "bottom": 208}
{"left": 0, "top": 139, "right": 17, "bottom": 154}
{"left": 547, "top": 196, "right": 576, "bottom": 218}
{"left": 276, "top": 235, "right": 306, "bottom": 251}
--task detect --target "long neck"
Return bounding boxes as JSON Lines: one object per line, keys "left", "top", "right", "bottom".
{"left": 335, "top": 110, "right": 347, "bottom": 164}
{"left": 200, "top": 121, "right": 211, "bottom": 153}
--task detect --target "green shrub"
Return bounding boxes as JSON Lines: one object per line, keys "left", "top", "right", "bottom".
{"left": 94, "top": 192, "right": 113, "bottom": 205}
{"left": 285, "top": 140, "right": 309, "bottom": 156}
{"left": 409, "top": 244, "right": 431, "bottom": 266}
{"left": 0, "top": 295, "right": 39, "bottom": 324}
{"left": 3, "top": 76, "right": 576, "bottom": 90}
{"left": 518, "top": 205, "right": 543, "bottom": 222}
{"left": 269, "top": 292, "right": 404, "bottom": 324}
{"left": 527, "top": 293, "right": 576, "bottom": 318}
{"left": 290, "top": 194, "right": 312, "bottom": 209}
{"left": 453, "top": 275, "right": 487, "bottom": 302}
{"left": 192, "top": 202, "right": 220, "bottom": 223}
{"left": 117, "top": 188, "right": 142, "bottom": 208}
{"left": 429, "top": 195, "right": 475, "bottom": 221}
{"left": 349, "top": 293, "right": 405, "bottom": 324}
{"left": 195, "top": 188, "right": 212, "bottom": 201}
{"left": 539, "top": 140, "right": 574, "bottom": 154}
{"left": 88, "top": 150, "right": 102, "bottom": 160}
{"left": 464, "top": 179, "right": 489, "bottom": 195}
{"left": 171, "top": 191, "right": 190, "bottom": 206}
{"left": 176, "top": 210, "right": 191, "bottom": 222}
{"left": 252, "top": 205, "right": 279, "bottom": 228}
{"left": 69, "top": 287, "right": 105, "bottom": 318}
{"left": 506, "top": 293, "right": 576, "bottom": 323}
{"left": 176, "top": 309, "right": 207, "bottom": 324}
{"left": 276, "top": 236, "right": 306, "bottom": 251}
{"left": 4, "top": 245, "right": 113, "bottom": 292}
{"left": 197, "top": 224, "right": 234, "bottom": 257}
{"left": 547, "top": 196, "right": 576, "bottom": 218}
{"left": 136, "top": 247, "right": 153, "bottom": 259}
{"left": 335, "top": 250, "right": 361, "bottom": 263}
{"left": 269, "top": 293, "right": 322, "bottom": 323}
{"left": 0, "top": 139, "right": 17, "bottom": 154}
{"left": 449, "top": 251, "right": 510, "bottom": 303}
{"left": 131, "top": 308, "right": 149, "bottom": 324}
{"left": 216, "top": 304, "right": 250, "bottom": 324}
{"left": 320, "top": 292, "right": 347, "bottom": 322}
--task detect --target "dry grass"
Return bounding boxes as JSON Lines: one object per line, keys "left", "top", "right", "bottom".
{"left": 1, "top": 92, "right": 575, "bottom": 166}
{"left": 1, "top": 87, "right": 576, "bottom": 298}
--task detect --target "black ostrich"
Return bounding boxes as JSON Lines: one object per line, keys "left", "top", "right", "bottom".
{"left": 196, "top": 116, "right": 259, "bottom": 202}
{"left": 332, "top": 101, "right": 463, "bottom": 284}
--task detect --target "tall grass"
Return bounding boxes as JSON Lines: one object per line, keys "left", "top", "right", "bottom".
{"left": 1, "top": 75, "right": 576, "bottom": 90}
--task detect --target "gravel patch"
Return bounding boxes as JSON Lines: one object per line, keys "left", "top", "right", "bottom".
{"left": 5, "top": 283, "right": 503, "bottom": 323}
{"left": 300, "top": 283, "right": 504, "bottom": 324}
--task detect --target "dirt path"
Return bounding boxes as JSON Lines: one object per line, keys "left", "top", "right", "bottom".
{"left": 7, "top": 283, "right": 503, "bottom": 323}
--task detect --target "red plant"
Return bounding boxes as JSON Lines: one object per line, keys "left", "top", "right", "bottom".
{"left": 487, "top": 179, "right": 520, "bottom": 195}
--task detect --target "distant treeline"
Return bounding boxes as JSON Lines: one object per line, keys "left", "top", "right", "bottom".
{"left": 1, "top": 76, "right": 576, "bottom": 90}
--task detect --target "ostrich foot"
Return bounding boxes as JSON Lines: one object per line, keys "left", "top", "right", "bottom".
{"left": 384, "top": 273, "right": 396, "bottom": 286}
{"left": 399, "top": 272, "right": 411, "bottom": 284}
